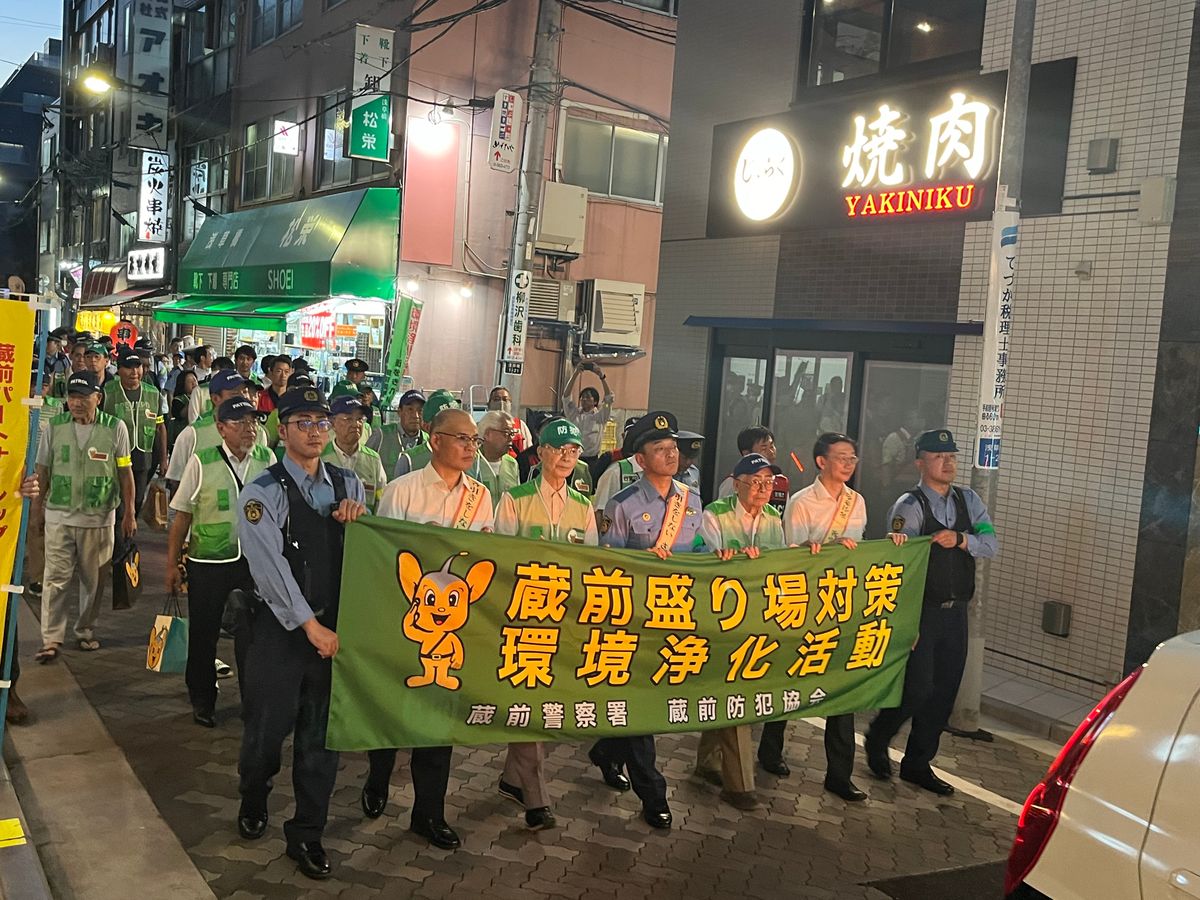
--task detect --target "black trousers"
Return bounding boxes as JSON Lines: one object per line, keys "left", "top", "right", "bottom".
{"left": 758, "top": 713, "right": 856, "bottom": 784}
{"left": 866, "top": 601, "right": 969, "bottom": 775}
{"left": 365, "top": 746, "right": 453, "bottom": 822}
{"left": 590, "top": 737, "right": 668, "bottom": 811}
{"left": 238, "top": 609, "right": 338, "bottom": 847}
{"left": 184, "top": 558, "right": 251, "bottom": 712}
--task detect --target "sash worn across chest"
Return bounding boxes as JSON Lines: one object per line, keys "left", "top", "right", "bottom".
{"left": 822, "top": 486, "right": 859, "bottom": 542}
{"left": 652, "top": 487, "right": 689, "bottom": 553}
{"left": 451, "top": 476, "right": 485, "bottom": 530}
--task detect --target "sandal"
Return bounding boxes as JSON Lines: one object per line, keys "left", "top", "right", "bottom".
{"left": 77, "top": 639, "right": 101, "bottom": 652}
{"left": 35, "top": 645, "right": 60, "bottom": 664}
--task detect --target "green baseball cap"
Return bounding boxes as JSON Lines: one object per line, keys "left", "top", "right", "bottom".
{"left": 328, "top": 381, "right": 360, "bottom": 401}
{"left": 422, "top": 389, "right": 461, "bottom": 423}
{"left": 85, "top": 342, "right": 108, "bottom": 356}
{"left": 540, "top": 418, "right": 583, "bottom": 448}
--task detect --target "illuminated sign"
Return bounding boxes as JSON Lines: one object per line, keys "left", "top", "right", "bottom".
{"left": 127, "top": 246, "right": 166, "bottom": 282}
{"left": 845, "top": 184, "right": 976, "bottom": 218}
{"left": 734, "top": 128, "right": 798, "bottom": 221}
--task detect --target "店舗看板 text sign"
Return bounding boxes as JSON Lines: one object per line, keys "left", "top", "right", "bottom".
{"left": 328, "top": 520, "right": 929, "bottom": 749}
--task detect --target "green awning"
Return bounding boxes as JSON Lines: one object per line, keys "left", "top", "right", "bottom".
{"left": 159, "top": 187, "right": 399, "bottom": 329}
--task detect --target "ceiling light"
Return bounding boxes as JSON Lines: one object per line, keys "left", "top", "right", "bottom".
{"left": 916, "top": 21, "right": 933, "bottom": 33}
{"left": 404, "top": 279, "right": 419, "bottom": 293}
{"left": 459, "top": 285, "right": 473, "bottom": 299}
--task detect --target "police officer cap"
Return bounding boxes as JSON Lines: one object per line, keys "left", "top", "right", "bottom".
{"left": 49, "top": 326, "right": 71, "bottom": 340}
{"left": 277, "top": 386, "right": 330, "bottom": 419}
{"left": 66, "top": 371, "right": 102, "bottom": 395}
{"left": 733, "top": 452, "right": 781, "bottom": 478}
{"left": 209, "top": 369, "right": 246, "bottom": 395}
{"left": 676, "top": 430, "right": 704, "bottom": 456}
{"left": 399, "top": 389, "right": 426, "bottom": 407}
{"left": 915, "top": 429, "right": 958, "bottom": 453}
{"left": 116, "top": 351, "right": 142, "bottom": 369}
{"left": 344, "top": 357, "right": 368, "bottom": 373}
{"left": 287, "top": 372, "right": 315, "bottom": 389}
{"left": 422, "top": 389, "right": 460, "bottom": 423}
{"left": 540, "top": 418, "right": 583, "bottom": 448}
{"left": 216, "top": 396, "right": 258, "bottom": 422}
{"left": 134, "top": 337, "right": 154, "bottom": 352}
{"left": 330, "top": 395, "right": 364, "bottom": 417}
{"left": 624, "top": 411, "right": 678, "bottom": 455}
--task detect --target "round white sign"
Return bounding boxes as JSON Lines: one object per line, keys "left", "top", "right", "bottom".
{"left": 733, "top": 128, "right": 798, "bottom": 221}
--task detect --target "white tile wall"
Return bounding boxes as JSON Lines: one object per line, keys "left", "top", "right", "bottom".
{"left": 950, "top": 0, "right": 1194, "bottom": 696}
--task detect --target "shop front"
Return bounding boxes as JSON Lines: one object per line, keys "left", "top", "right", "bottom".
{"left": 77, "top": 259, "right": 171, "bottom": 343}
{"left": 155, "top": 187, "right": 400, "bottom": 391}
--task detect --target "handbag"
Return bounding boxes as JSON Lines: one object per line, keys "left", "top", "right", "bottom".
{"left": 146, "top": 592, "right": 189, "bottom": 674}
{"left": 142, "top": 477, "right": 169, "bottom": 529}
{"left": 112, "top": 541, "right": 143, "bottom": 611}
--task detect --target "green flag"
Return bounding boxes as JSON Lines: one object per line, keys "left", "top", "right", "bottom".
{"left": 328, "top": 519, "right": 930, "bottom": 750}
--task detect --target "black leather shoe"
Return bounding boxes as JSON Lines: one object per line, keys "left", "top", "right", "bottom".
{"left": 824, "top": 778, "right": 868, "bottom": 802}
{"left": 588, "top": 749, "right": 631, "bottom": 791}
{"left": 410, "top": 816, "right": 461, "bottom": 850}
{"left": 865, "top": 740, "right": 893, "bottom": 779}
{"left": 237, "top": 812, "right": 268, "bottom": 841}
{"left": 192, "top": 708, "right": 216, "bottom": 728}
{"left": 900, "top": 769, "right": 955, "bottom": 796}
{"left": 759, "top": 757, "right": 790, "bottom": 777}
{"left": 643, "top": 807, "right": 673, "bottom": 829}
{"left": 360, "top": 785, "right": 388, "bottom": 819}
{"left": 525, "top": 807, "right": 556, "bottom": 831}
{"left": 498, "top": 779, "right": 525, "bottom": 806}
{"left": 287, "top": 841, "right": 331, "bottom": 880}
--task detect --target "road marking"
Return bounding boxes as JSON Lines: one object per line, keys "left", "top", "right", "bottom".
{"left": 802, "top": 719, "right": 1024, "bottom": 816}
{"left": 0, "top": 817, "right": 27, "bottom": 849}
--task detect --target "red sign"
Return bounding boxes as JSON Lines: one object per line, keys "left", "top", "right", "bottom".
{"left": 844, "top": 183, "right": 978, "bottom": 219}
{"left": 110, "top": 320, "right": 139, "bottom": 347}
{"left": 299, "top": 311, "right": 335, "bottom": 349}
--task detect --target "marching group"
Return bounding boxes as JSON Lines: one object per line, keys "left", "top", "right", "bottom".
{"left": 7, "top": 329, "right": 998, "bottom": 881}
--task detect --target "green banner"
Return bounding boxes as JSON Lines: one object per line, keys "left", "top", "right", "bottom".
{"left": 328, "top": 520, "right": 930, "bottom": 750}
{"left": 380, "top": 294, "right": 422, "bottom": 410}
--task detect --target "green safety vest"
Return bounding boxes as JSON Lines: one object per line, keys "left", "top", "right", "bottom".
{"left": 103, "top": 379, "right": 162, "bottom": 453}
{"left": 193, "top": 411, "right": 221, "bottom": 455}
{"left": 45, "top": 410, "right": 123, "bottom": 514}
{"left": 701, "top": 496, "right": 785, "bottom": 551}
{"left": 503, "top": 477, "right": 593, "bottom": 543}
{"left": 529, "top": 459, "right": 593, "bottom": 496}
{"left": 473, "top": 454, "right": 520, "bottom": 500}
{"left": 322, "top": 441, "right": 385, "bottom": 512}
{"left": 188, "top": 444, "right": 273, "bottom": 562}
{"left": 399, "top": 441, "right": 433, "bottom": 474}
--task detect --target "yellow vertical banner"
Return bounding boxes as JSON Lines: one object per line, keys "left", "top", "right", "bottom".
{"left": 0, "top": 300, "right": 35, "bottom": 666}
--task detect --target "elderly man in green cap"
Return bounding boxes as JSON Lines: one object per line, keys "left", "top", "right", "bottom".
{"left": 392, "top": 389, "right": 460, "bottom": 478}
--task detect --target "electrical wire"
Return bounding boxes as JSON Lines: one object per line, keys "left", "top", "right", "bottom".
{"left": 560, "top": 0, "right": 676, "bottom": 44}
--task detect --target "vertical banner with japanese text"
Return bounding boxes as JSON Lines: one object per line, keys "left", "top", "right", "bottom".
{"left": 500, "top": 269, "right": 531, "bottom": 375}
{"left": 975, "top": 188, "right": 1019, "bottom": 470}
{"left": 349, "top": 25, "right": 395, "bottom": 162}
{"left": 138, "top": 150, "right": 171, "bottom": 244}
{"left": 127, "top": 0, "right": 172, "bottom": 147}
{"left": 328, "top": 522, "right": 929, "bottom": 749}
{"left": 0, "top": 301, "right": 35, "bottom": 678}
{"left": 380, "top": 294, "right": 423, "bottom": 409}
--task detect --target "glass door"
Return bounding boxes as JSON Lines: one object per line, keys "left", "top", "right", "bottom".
{"left": 769, "top": 350, "right": 851, "bottom": 486}
{"left": 712, "top": 355, "right": 769, "bottom": 492}
{"left": 857, "top": 360, "right": 950, "bottom": 537}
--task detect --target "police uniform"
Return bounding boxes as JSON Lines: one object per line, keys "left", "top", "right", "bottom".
{"left": 590, "top": 411, "right": 703, "bottom": 829}
{"left": 235, "top": 387, "right": 365, "bottom": 876}
{"left": 592, "top": 454, "right": 641, "bottom": 511}
{"left": 675, "top": 431, "right": 704, "bottom": 495}
{"left": 168, "top": 397, "right": 272, "bottom": 722}
{"left": 865, "top": 429, "right": 998, "bottom": 793}
{"left": 322, "top": 396, "right": 388, "bottom": 512}
{"left": 392, "top": 389, "right": 459, "bottom": 479}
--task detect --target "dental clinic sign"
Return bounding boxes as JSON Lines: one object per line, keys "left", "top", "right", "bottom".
{"left": 711, "top": 59, "right": 1076, "bottom": 235}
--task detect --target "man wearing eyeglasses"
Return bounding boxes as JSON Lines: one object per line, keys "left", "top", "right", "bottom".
{"left": 392, "top": 389, "right": 460, "bottom": 478}
{"left": 766, "top": 432, "right": 905, "bottom": 803}
{"left": 365, "top": 407, "right": 494, "bottom": 851}
{"left": 865, "top": 429, "right": 997, "bottom": 797}
{"left": 493, "top": 418, "right": 597, "bottom": 832}
{"left": 472, "top": 409, "right": 521, "bottom": 500}
{"left": 694, "top": 451, "right": 785, "bottom": 811}
{"left": 166, "top": 370, "right": 262, "bottom": 496}
{"left": 322, "top": 395, "right": 388, "bottom": 513}
{"left": 234, "top": 387, "right": 367, "bottom": 881}
{"left": 590, "top": 410, "right": 704, "bottom": 831}
{"left": 166, "top": 397, "right": 273, "bottom": 728}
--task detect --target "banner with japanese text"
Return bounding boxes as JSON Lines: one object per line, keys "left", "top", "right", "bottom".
{"left": 0, "top": 301, "right": 35, "bottom": 677}
{"left": 328, "top": 520, "right": 929, "bottom": 749}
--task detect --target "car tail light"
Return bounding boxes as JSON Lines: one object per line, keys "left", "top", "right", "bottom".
{"left": 1004, "top": 665, "right": 1146, "bottom": 896}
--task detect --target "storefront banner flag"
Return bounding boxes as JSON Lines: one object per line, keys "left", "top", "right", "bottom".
{"left": 328, "top": 522, "right": 929, "bottom": 750}
{"left": 0, "top": 301, "right": 35, "bottom": 681}
{"left": 380, "top": 295, "right": 422, "bottom": 408}
{"left": 975, "top": 188, "right": 1019, "bottom": 470}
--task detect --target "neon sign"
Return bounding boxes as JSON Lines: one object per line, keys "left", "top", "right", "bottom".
{"left": 734, "top": 128, "right": 798, "bottom": 221}
{"left": 845, "top": 184, "right": 977, "bottom": 218}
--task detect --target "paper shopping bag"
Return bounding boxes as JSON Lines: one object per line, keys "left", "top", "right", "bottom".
{"left": 146, "top": 594, "right": 188, "bottom": 673}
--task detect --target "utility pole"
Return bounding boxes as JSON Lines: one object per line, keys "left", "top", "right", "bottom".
{"left": 951, "top": 0, "right": 1036, "bottom": 739}
{"left": 495, "top": 0, "right": 563, "bottom": 407}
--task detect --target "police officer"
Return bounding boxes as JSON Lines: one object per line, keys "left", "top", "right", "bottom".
{"left": 494, "top": 419, "right": 598, "bottom": 831}
{"left": 590, "top": 411, "right": 703, "bottom": 830}
{"left": 166, "top": 397, "right": 272, "bottom": 726}
{"left": 322, "top": 395, "right": 387, "bottom": 512}
{"left": 392, "top": 389, "right": 460, "bottom": 478}
{"left": 675, "top": 431, "right": 704, "bottom": 494}
{"left": 235, "top": 387, "right": 367, "bottom": 880}
{"left": 367, "top": 389, "right": 426, "bottom": 475}
{"left": 864, "top": 429, "right": 998, "bottom": 796}
{"left": 335, "top": 358, "right": 369, "bottom": 394}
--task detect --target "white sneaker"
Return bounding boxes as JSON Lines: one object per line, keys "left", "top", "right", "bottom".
{"left": 215, "top": 659, "right": 233, "bottom": 679}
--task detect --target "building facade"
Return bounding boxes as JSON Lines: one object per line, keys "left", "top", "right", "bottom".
{"left": 651, "top": 0, "right": 1198, "bottom": 700}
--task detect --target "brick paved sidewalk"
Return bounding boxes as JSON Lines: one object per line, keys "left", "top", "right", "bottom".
{"left": 39, "top": 529, "right": 1049, "bottom": 899}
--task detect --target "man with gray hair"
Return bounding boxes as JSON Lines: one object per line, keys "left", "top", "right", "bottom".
{"left": 472, "top": 410, "right": 520, "bottom": 499}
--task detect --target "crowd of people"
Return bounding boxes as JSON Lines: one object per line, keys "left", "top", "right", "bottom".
{"left": 3, "top": 326, "right": 998, "bottom": 882}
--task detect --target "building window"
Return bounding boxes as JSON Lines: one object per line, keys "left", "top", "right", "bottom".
{"left": 562, "top": 115, "right": 667, "bottom": 204}
{"left": 241, "top": 112, "right": 297, "bottom": 203}
{"left": 316, "top": 92, "right": 391, "bottom": 189}
{"left": 250, "top": 0, "right": 302, "bottom": 49}
{"left": 803, "top": 0, "right": 985, "bottom": 87}
{"left": 185, "top": 137, "right": 229, "bottom": 240}
{"left": 619, "top": 0, "right": 678, "bottom": 14}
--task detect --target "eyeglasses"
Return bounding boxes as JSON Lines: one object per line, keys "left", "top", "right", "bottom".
{"left": 543, "top": 444, "right": 582, "bottom": 458}
{"left": 828, "top": 454, "right": 859, "bottom": 465}
{"left": 435, "top": 431, "right": 485, "bottom": 448}
{"left": 287, "top": 419, "right": 332, "bottom": 432}
{"left": 488, "top": 428, "right": 519, "bottom": 438}
{"left": 737, "top": 476, "right": 775, "bottom": 490}
{"left": 225, "top": 419, "right": 258, "bottom": 429}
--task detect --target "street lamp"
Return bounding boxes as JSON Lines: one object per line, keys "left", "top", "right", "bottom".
{"left": 82, "top": 74, "right": 113, "bottom": 94}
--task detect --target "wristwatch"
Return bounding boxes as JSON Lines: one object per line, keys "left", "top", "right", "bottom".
{"left": 957, "top": 531, "right": 967, "bottom": 549}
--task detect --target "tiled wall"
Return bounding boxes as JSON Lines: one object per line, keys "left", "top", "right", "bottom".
{"left": 947, "top": 0, "right": 1193, "bottom": 696}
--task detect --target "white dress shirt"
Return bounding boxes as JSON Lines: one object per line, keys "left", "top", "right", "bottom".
{"left": 783, "top": 477, "right": 867, "bottom": 545}
{"left": 377, "top": 461, "right": 494, "bottom": 529}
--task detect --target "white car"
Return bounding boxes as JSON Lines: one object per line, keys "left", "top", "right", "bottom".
{"left": 1006, "top": 630, "right": 1200, "bottom": 899}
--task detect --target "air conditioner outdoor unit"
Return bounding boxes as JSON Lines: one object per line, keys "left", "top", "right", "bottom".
{"left": 581, "top": 279, "right": 644, "bottom": 348}
{"left": 528, "top": 278, "right": 577, "bottom": 323}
